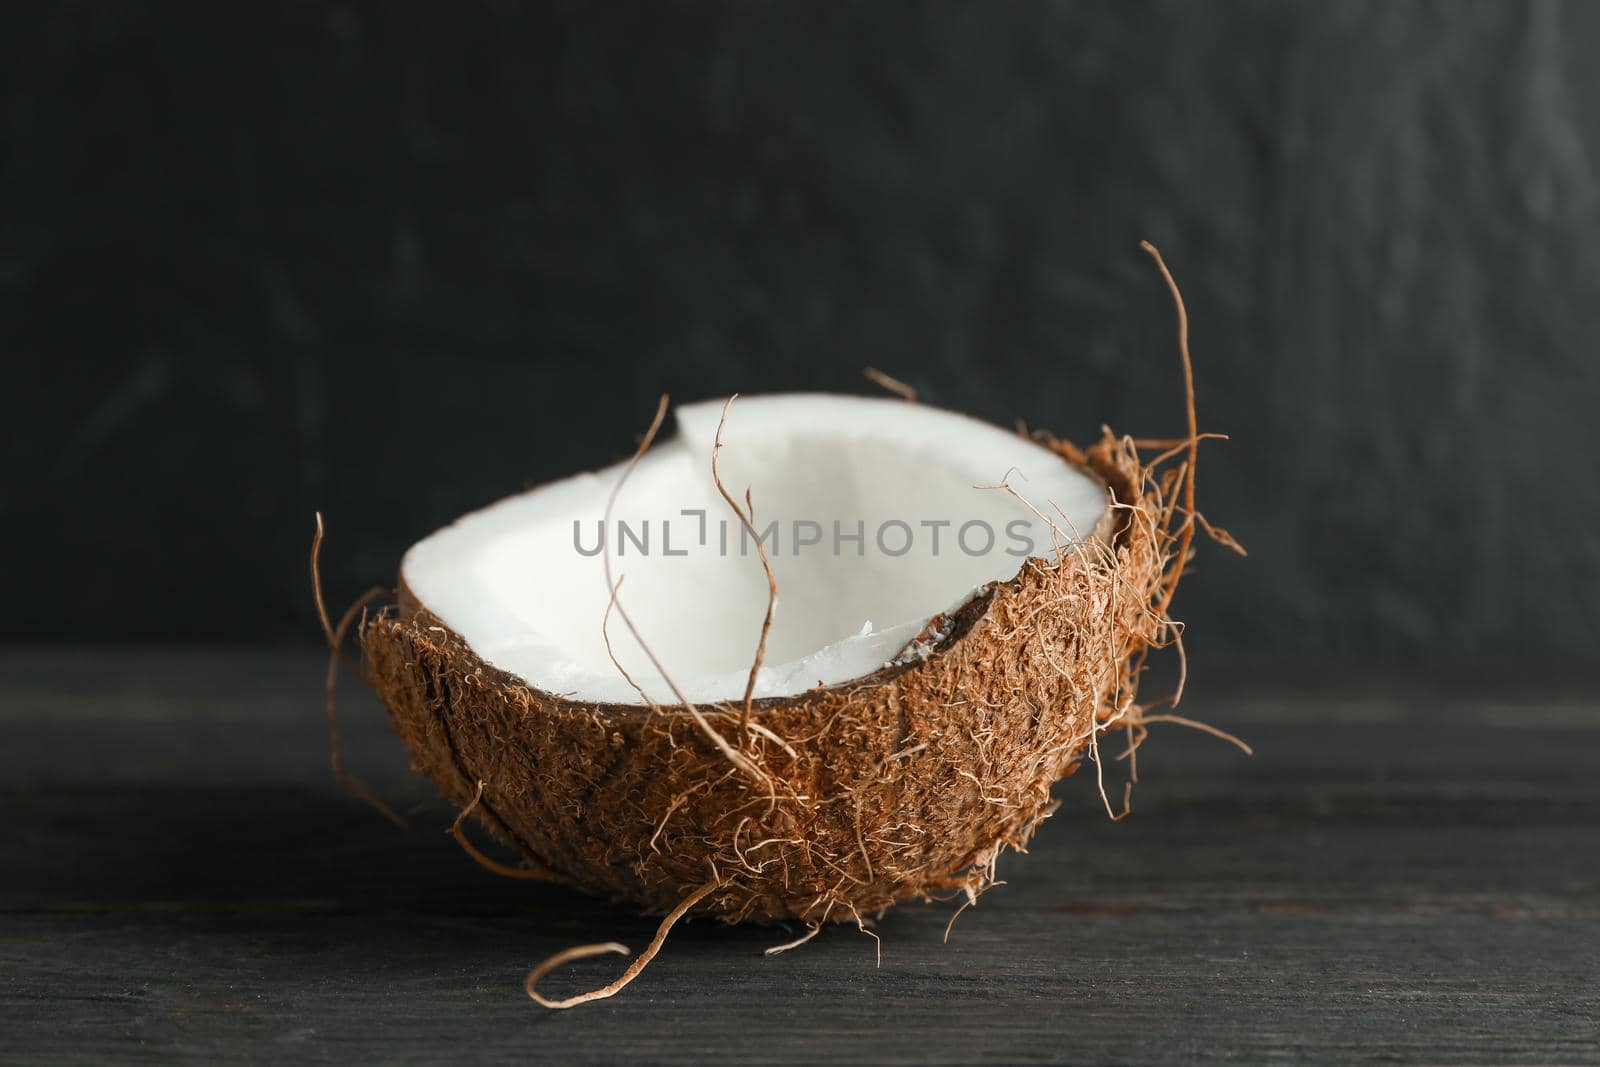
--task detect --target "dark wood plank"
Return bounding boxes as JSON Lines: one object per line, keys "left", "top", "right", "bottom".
{"left": 1, "top": 650, "right": 1596, "bottom": 1065}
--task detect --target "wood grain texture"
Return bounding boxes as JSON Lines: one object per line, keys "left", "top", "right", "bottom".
{"left": 1, "top": 649, "right": 1596, "bottom": 1064}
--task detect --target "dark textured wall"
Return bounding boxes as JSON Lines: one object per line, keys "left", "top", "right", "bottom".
{"left": 4, "top": 1, "right": 1597, "bottom": 665}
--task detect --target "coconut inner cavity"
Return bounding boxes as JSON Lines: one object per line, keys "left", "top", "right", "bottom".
{"left": 401, "top": 394, "right": 1108, "bottom": 705}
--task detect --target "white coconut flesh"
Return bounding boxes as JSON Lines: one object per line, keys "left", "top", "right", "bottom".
{"left": 401, "top": 394, "right": 1109, "bottom": 705}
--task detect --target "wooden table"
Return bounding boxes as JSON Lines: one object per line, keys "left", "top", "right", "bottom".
{"left": 3, "top": 649, "right": 1596, "bottom": 1064}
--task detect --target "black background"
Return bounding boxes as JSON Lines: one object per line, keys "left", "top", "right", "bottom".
{"left": 4, "top": 0, "right": 1597, "bottom": 669}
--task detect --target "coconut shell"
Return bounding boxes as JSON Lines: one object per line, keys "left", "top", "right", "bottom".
{"left": 361, "top": 429, "right": 1173, "bottom": 925}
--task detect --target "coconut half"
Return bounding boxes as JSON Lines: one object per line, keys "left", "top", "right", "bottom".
{"left": 363, "top": 393, "right": 1176, "bottom": 931}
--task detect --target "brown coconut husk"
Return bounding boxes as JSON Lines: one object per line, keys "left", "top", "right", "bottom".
{"left": 330, "top": 242, "right": 1246, "bottom": 1006}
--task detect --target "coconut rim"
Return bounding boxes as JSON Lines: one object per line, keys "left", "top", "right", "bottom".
{"left": 381, "top": 421, "right": 1134, "bottom": 725}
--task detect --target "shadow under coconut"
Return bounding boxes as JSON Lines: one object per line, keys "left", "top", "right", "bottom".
{"left": 6, "top": 780, "right": 901, "bottom": 989}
